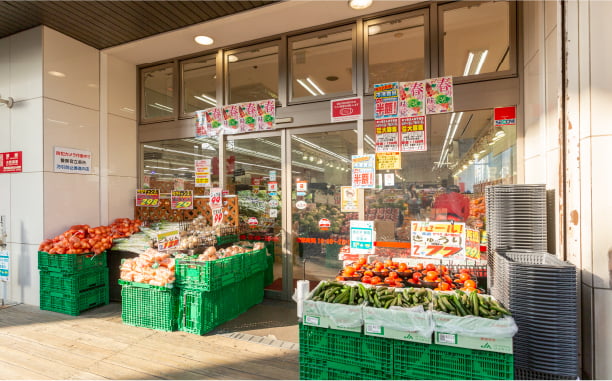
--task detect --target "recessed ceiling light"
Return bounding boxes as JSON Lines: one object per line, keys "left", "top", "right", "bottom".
{"left": 194, "top": 35, "right": 214, "bottom": 45}
{"left": 326, "top": 75, "right": 339, "bottom": 82}
{"left": 348, "top": 0, "right": 373, "bottom": 10}
{"left": 48, "top": 71, "right": 66, "bottom": 78}
{"left": 228, "top": 55, "right": 238, "bottom": 63}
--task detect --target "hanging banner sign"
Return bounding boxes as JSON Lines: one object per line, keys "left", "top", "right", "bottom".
{"left": 195, "top": 159, "right": 212, "bottom": 187}
{"left": 425, "top": 77, "right": 453, "bottom": 114}
{"left": 0, "top": 151, "right": 22, "bottom": 174}
{"left": 136, "top": 189, "right": 160, "bottom": 207}
{"left": 212, "top": 208, "right": 224, "bottom": 226}
{"left": 331, "top": 97, "right": 363, "bottom": 122}
{"left": 157, "top": 230, "right": 180, "bottom": 251}
{"left": 399, "top": 81, "right": 425, "bottom": 117}
{"left": 268, "top": 181, "right": 278, "bottom": 193}
{"left": 54, "top": 147, "right": 92, "bottom": 174}
{"left": 373, "top": 82, "right": 399, "bottom": 119}
{"left": 209, "top": 187, "right": 222, "bottom": 209}
{"left": 257, "top": 99, "right": 276, "bottom": 131}
{"left": 410, "top": 221, "right": 466, "bottom": 260}
{"left": 375, "top": 118, "right": 400, "bottom": 152}
{"left": 375, "top": 152, "right": 402, "bottom": 170}
{"left": 0, "top": 250, "right": 9, "bottom": 281}
{"left": 195, "top": 99, "right": 275, "bottom": 137}
{"left": 174, "top": 178, "right": 185, "bottom": 190}
{"left": 400, "top": 116, "right": 427, "bottom": 152}
{"left": 352, "top": 154, "right": 375, "bottom": 189}
{"left": 494, "top": 106, "right": 516, "bottom": 127}
{"left": 350, "top": 220, "right": 374, "bottom": 254}
{"left": 341, "top": 186, "right": 359, "bottom": 213}
{"left": 222, "top": 104, "right": 242, "bottom": 134}
{"left": 384, "top": 173, "right": 395, "bottom": 187}
{"left": 171, "top": 190, "right": 193, "bottom": 210}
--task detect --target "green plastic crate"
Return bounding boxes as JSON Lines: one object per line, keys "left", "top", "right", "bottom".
{"left": 40, "top": 284, "right": 109, "bottom": 316}
{"left": 241, "top": 271, "right": 264, "bottom": 311}
{"left": 216, "top": 234, "right": 238, "bottom": 246}
{"left": 299, "top": 324, "right": 392, "bottom": 375}
{"left": 428, "top": 343, "right": 514, "bottom": 380}
{"left": 117, "top": 279, "right": 174, "bottom": 290}
{"left": 243, "top": 248, "right": 268, "bottom": 276}
{"left": 264, "top": 253, "right": 274, "bottom": 287}
{"left": 38, "top": 251, "right": 107, "bottom": 273}
{"left": 300, "top": 354, "right": 391, "bottom": 380}
{"left": 121, "top": 281, "right": 178, "bottom": 332}
{"left": 175, "top": 254, "right": 244, "bottom": 291}
{"left": 40, "top": 268, "right": 108, "bottom": 295}
{"left": 393, "top": 339, "right": 436, "bottom": 380}
{"left": 178, "top": 283, "right": 241, "bottom": 335}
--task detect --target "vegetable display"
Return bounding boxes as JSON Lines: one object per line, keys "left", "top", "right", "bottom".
{"left": 433, "top": 290, "right": 511, "bottom": 319}
{"left": 309, "top": 282, "right": 364, "bottom": 305}
{"left": 364, "top": 286, "right": 433, "bottom": 310}
{"left": 120, "top": 248, "right": 175, "bottom": 287}
{"left": 38, "top": 218, "right": 141, "bottom": 255}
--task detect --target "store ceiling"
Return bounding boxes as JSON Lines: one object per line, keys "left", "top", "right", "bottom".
{"left": 0, "top": 1, "right": 276, "bottom": 50}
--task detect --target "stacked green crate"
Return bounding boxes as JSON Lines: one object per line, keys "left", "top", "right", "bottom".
{"left": 38, "top": 251, "right": 109, "bottom": 316}
{"left": 119, "top": 280, "right": 178, "bottom": 332}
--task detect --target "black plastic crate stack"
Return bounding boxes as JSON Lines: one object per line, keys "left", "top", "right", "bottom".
{"left": 485, "top": 184, "right": 547, "bottom": 290}
{"left": 491, "top": 249, "right": 578, "bottom": 380}
{"left": 38, "top": 251, "right": 109, "bottom": 316}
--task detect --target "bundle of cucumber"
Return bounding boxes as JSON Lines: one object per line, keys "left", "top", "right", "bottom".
{"left": 433, "top": 290, "right": 511, "bottom": 319}
{"left": 310, "top": 282, "right": 365, "bottom": 305}
{"left": 364, "top": 286, "right": 432, "bottom": 309}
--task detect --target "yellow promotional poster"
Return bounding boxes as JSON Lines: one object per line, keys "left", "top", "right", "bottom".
{"left": 376, "top": 152, "right": 402, "bottom": 170}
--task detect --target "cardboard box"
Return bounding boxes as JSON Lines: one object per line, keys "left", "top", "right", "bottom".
{"left": 302, "top": 281, "right": 364, "bottom": 333}
{"left": 434, "top": 331, "right": 513, "bottom": 354}
{"left": 365, "top": 323, "right": 432, "bottom": 344}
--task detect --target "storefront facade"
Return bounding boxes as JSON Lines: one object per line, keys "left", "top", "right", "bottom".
{"left": 0, "top": 0, "right": 610, "bottom": 378}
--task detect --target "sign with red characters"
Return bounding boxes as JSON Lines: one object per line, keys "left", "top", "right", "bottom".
{"left": 0, "top": 151, "right": 22, "bottom": 173}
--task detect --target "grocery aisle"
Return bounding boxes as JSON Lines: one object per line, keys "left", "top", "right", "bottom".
{"left": 0, "top": 302, "right": 299, "bottom": 380}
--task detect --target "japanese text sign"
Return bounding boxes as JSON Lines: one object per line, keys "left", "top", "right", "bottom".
{"left": 0, "top": 151, "right": 22, "bottom": 174}
{"left": 212, "top": 208, "right": 224, "bottom": 226}
{"left": 195, "top": 99, "right": 275, "bottom": 137}
{"left": 400, "top": 116, "right": 427, "bottom": 152}
{"left": 171, "top": 190, "right": 193, "bottom": 210}
{"left": 465, "top": 228, "right": 481, "bottom": 260}
{"left": 410, "top": 221, "right": 466, "bottom": 260}
{"left": 54, "top": 147, "right": 92, "bottom": 174}
{"left": 375, "top": 152, "right": 402, "bottom": 170}
{"left": 209, "top": 187, "right": 222, "bottom": 209}
{"left": 195, "top": 159, "right": 212, "bottom": 187}
{"left": 352, "top": 155, "right": 375, "bottom": 189}
{"left": 157, "top": 230, "right": 180, "bottom": 251}
{"left": 399, "top": 81, "right": 425, "bottom": 117}
{"left": 425, "top": 77, "right": 454, "bottom": 114}
{"left": 331, "top": 97, "right": 363, "bottom": 122}
{"left": 494, "top": 106, "right": 516, "bottom": 127}
{"left": 375, "top": 118, "right": 400, "bottom": 152}
{"left": 136, "top": 189, "right": 160, "bottom": 207}
{"left": 374, "top": 82, "right": 399, "bottom": 119}
{"left": 350, "top": 220, "right": 374, "bottom": 254}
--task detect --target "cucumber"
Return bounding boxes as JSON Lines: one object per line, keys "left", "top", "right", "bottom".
{"left": 384, "top": 298, "right": 393, "bottom": 309}
{"left": 349, "top": 287, "right": 355, "bottom": 305}
{"left": 380, "top": 294, "right": 395, "bottom": 301}
{"left": 471, "top": 291, "right": 479, "bottom": 316}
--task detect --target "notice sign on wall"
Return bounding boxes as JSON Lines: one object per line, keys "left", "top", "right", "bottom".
{"left": 54, "top": 147, "right": 92, "bottom": 174}
{"left": 373, "top": 82, "right": 399, "bottom": 119}
{"left": 375, "top": 118, "right": 400, "bottom": 152}
{"left": 352, "top": 154, "right": 375, "bottom": 189}
{"left": 376, "top": 152, "right": 402, "bottom": 170}
{"left": 195, "top": 159, "right": 212, "bottom": 187}
{"left": 0, "top": 151, "right": 22, "bottom": 174}
{"left": 400, "top": 116, "right": 427, "bottom": 152}
{"left": 171, "top": 190, "right": 193, "bottom": 210}
{"left": 0, "top": 250, "right": 8, "bottom": 281}
{"left": 331, "top": 97, "right": 362, "bottom": 123}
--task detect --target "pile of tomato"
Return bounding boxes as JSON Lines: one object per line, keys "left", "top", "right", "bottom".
{"left": 337, "top": 259, "right": 480, "bottom": 292}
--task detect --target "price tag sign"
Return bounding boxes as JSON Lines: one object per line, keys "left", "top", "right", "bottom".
{"left": 171, "top": 190, "right": 193, "bottom": 210}
{"left": 350, "top": 220, "right": 374, "bottom": 254}
{"left": 157, "top": 230, "right": 179, "bottom": 251}
{"left": 136, "top": 189, "right": 160, "bottom": 207}
{"left": 0, "top": 250, "right": 9, "bottom": 281}
{"left": 209, "top": 187, "right": 222, "bottom": 209}
{"left": 410, "top": 221, "right": 466, "bottom": 260}
{"left": 212, "top": 208, "right": 224, "bottom": 226}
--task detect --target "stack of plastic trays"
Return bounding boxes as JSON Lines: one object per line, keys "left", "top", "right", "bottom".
{"left": 494, "top": 249, "right": 578, "bottom": 380}
{"left": 485, "top": 184, "right": 547, "bottom": 291}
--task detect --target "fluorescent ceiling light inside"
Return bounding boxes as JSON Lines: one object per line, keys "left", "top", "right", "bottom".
{"left": 297, "top": 79, "right": 318, "bottom": 96}
{"left": 349, "top": 0, "right": 373, "bottom": 10}
{"left": 368, "top": 25, "right": 382, "bottom": 35}
{"left": 228, "top": 54, "right": 238, "bottom": 63}
{"left": 306, "top": 77, "right": 325, "bottom": 95}
{"left": 150, "top": 103, "right": 173, "bottom": 112}
{"left": 463, "top": 50, "right": 488, "bottom": 76}
{"left": 194, "top": 95, "right": 216, "bottom": 106}
{"left": 463, "top": 52, "right": 474, "bottom": 76}
{"left": 194, "top": 35, "right": 214, "bottom": 45}
{"left": 48, "top": 71, "right": 66, "bottom": 78}
{"left": 474, "top": 50, "right": 488, "bottom": 74}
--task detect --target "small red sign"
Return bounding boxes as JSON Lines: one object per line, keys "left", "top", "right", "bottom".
{"left": 248, "top": 217, "right": 259, "bottom": 226}
{"left": 494, "top": 106, "right": 516, "bottom": 127}
{"left": 331, "top": 97, "right": 362, "bottom": 123}
{"left": 251, "top": 177, "right": 262, "bottom": 186}
{"left": 319, "top": 218, "right": 331, "bottom": 231}
{"left": 0, "top": 151, "right": 22, "bottom": 173}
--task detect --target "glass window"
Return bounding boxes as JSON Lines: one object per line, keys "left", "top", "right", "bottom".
{"left": 289, "top": 27, "right": 354, "bottom": 101}
{"left": 141, "top": 137, "right": 220, "bottom": 193}
{"left": 442, "top": 1, "right": 512, "bottom": 78}
{"left": 366, "top": 13, "right": 426, "bottom": 91}
{"left": 364, "top": 109, "right": 516, "bottom": 248}
{"left": 227, "top": 44, "right": 279, "bottom": 104}
{"left": 182, "top": 55, "right": 217, "bottom": 114}
{"left": 142, "top": 64, "right": 175, "bottom": 121}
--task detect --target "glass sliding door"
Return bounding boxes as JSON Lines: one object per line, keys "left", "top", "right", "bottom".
{"left": 288, "top": 126, "right": 358, "bottom": 285}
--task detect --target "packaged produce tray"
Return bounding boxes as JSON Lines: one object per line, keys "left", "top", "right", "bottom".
{"left": 40, "top": 268, "right": 108, "bottom": 295}
{"left": 38, "top": 251, "right": 107, "bottom": 273}
{"left": 121, "top": 281, "right": 178, "bottom": 332}
{"left": 40, "top": 284, "right": 109, "bottom": 316}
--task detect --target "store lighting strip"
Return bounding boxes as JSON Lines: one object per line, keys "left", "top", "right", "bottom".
{"left": 146, "top": 165, "right": 195, "bottom": 173}
{"left": 437, "top": 112, "right": 463, "bottom": 168}
{"left": 149, "top": 103, "right": 174, "bottom": 112}
{"left": 291, "top": 136, "right": 351, "bottom": 163}
{"left": 364, "top": 134, "right": 376, "bottom": 149}
{"left": 463, "top": 50, "right": 489, "bottom": 76}
{"left": 296, "top": 79, "right": 317, "bottom": 96}
{"left": 143, "top": 145, "right": 208, "bottom": 158}
{"left": 306, "top": 78, "right": 325, "bottom": 95}
{"left": 194, "top": 94, "right": 217, "bottom": 107}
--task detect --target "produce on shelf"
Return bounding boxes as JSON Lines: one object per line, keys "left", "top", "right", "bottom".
{"left": 364, "top": 286, "right": 433, "bottom": 309}
{"left": 293, "top": 205, "right": 356, "bottom": 235}
{"left": 193, "top": 242, "right": 265, "bottom": 262}
{"left": 120, "top": 247, "right": 175, "bottom": 287}
{"left": 38, "top": 218, "right": 141, "bottom": 255}
{"left": 469, "top": 196, "right": 486, "bottom": 219}
{"left": 309, "top": 282, "right": 364, "bottom": 305}
{"left": 433, "top": 290, "right": 511, "bottom": 319}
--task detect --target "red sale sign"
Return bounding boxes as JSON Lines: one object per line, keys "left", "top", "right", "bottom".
{"left": 331, "top": 97, "right": 362, "bottom": 123}
{"left": 0, "top": 151, "right": 22, "bottom": 173}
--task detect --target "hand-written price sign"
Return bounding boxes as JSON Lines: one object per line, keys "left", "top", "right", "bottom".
{"left": 410, "top": 221, "right": 466, "bottom": 260}
{"left": 157, "top": 230, "right": 180, "bottom": 251}
{"left": 465, "top": 228, "right": 481, "bottom": 260}
{"left": 209, "top": 187, "right": 222, "bottom": 209}
{"left": 212, "top": 208, "right": 224, "bottom": 226}
{"left": 136, "top": 189, "right": 160, "bottom": 207}
{"left": 171, "top": 190, "right": 193, "bottom": 210}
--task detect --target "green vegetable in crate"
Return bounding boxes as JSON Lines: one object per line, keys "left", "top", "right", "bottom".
{"left": 433, "top": 290, "right": 511, "bottom": 319}
{"left": 310, "top": 282, "right": 364, "bottom": 305}
{"left": 364, "top": 286, "right": 433, "bottom": 309}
